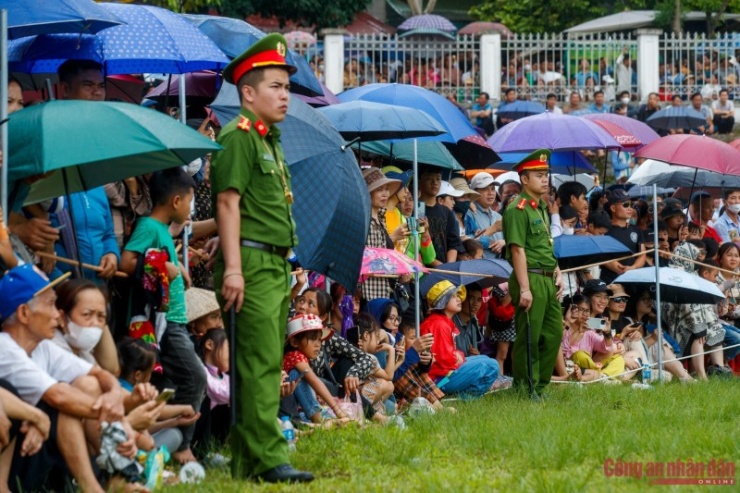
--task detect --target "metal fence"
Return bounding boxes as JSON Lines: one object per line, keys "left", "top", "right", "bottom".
{"left": 658, "top": 32, "right": 740, "bottom": 101}
{"left": 342, "top": 34, "right": 480, "bottom": 103}
{"left": 501, "top": 33, "right": 637, "bottom": 104}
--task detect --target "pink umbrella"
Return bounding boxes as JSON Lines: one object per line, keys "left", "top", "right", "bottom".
{"left": 585, "top": 119, "right": 641, "bottom": 148}
{"left": 730, "top": 138, "right": 740, "bottom": 151}
{"left": 458, "top": 21, "right": 513, "bottom": 38}
{"left": 634, "top": 135, "right": 740, "bottom": 176}
{"left": 582, "top": 113, "right": 660, "bottom": 148}
{"left": 285, "top": 30, "right": 316, "bottom": 46}
{"left": 361, "top": 247, "right": 428, "bottom": 277}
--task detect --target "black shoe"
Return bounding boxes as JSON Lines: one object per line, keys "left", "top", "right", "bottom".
{"left": 255, "top": 464, "right": 314, "bottom": 484}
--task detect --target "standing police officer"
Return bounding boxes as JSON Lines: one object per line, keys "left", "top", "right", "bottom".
{"left": 210, "top": 34, "right": 313, "bottom": 483}
{"left": 502, "top": 149, "right": 564, "bottom": 399}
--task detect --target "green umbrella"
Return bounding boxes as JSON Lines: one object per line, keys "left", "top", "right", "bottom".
{"left": 7, "top": 100, "right": 221, "bottom": 205}
{"left": 357, "top": 140, "right": 464, "bottom": 170}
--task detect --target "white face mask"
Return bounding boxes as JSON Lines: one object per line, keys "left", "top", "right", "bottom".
{"left": 563, "top": 226, "right": 575, "bottom": 235}
{"left": 729, "top": 204, "right": 740, "bottom": 214}
{"left": 64, "top": 319, "right": 103, "bottom": 352}
{"left": 621, "top": 97, "right": 630, "bottom": 104}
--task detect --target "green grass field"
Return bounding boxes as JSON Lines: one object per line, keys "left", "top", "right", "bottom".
{"left": 169, "top": 381, "right": 740, "bottom": 493}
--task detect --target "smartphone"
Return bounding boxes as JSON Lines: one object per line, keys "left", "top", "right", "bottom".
{"left": 587, "top": 318, "right": 607, "bottom": 330}
{"left": 156, "top": 388, "right": 175, "bottom": 403}
{"left": 417, "top": 202, "right": 426, "bottom": 219}
{"left": 396, "top": 333, "right": 404, "bottom": 346}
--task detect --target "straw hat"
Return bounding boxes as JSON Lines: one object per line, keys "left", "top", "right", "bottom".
{"left": 363, "top": 168, "right": 402, "bottom": 196}
{"left": 449, "top": 177, "right": 480, "bottom": 199}
{"left": 185, "top": 288, "right": 221, "bottom": 323}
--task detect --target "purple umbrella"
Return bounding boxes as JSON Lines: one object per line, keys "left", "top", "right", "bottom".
{"left": 487, "top": 112, "right": 621, "bottom": 152}
{"left": 398, "top": 14, "right": 456, "bottom": 33}
{"left": 294, "top": 81, "right": 340, "bottom": 107}
{"left": 581, "top": 113, "right": 660, "bottom": 148}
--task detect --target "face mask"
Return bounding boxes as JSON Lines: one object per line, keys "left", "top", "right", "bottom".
{"left": 453, "top": 200, "right": 471, "bottom": 216}
{"left": 64, "top": 319, "right": 103, "bottom": 352}
{"left": 621, "top": 97, "right": 630, "bottom": 104}
{"left": 524, "top": 64, "right": 531, "bottom": 71}
{"left": 728, "top": 204, "right": 740, "bottom": 214}
{"left": 563, "top": 226, "right": 575, "bottom": 235}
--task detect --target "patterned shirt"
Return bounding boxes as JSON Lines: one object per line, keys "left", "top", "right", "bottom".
{"left": 310, "top": 334, "right": 376, "bottom": 381}
{"left": 361, "top": 210, "right": 394, "bottom": 301}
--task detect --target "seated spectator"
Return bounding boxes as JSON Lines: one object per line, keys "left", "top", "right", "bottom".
{"left": 712, "top": 89, "right": 735, "bottom": 134}
{"left": 283, "top": 314, "right": 348, "bottom": 424}
{"left": 420, "top": 281, "right": 498, "bottom": 396}
{"left": 545, "top": 93, "right": 562, "bottom": 114}
{"left": 460, "top": 238, "right": 484, "bottom": 261}
{"left": 495, "top": 88, "right": 517, "bottom": 129}
{"left": 394, "top": 322, "right": 445, "bottom": 410}
{"left": 482, "top": 283, "right": 515, "bottom": 375}
{"left": 453, "top": 283, "right": 483, "bottom": 358}
{"left": 689, "top": 92, "right": 714, "bottom": 134}
{"left": 368, "top": 298, "right": 402, "bottom": 344}
{"left": 689, "top": 191, "right": 722, "bottom": 244}
{"left": 713, "top": 188, "right": 740, "bottom": 244}
{"left": 185, "top": 287, "right": 223, "bottom": 338}
{"left": 52, "top": 279, "right": 120, "bottom": 375}
{"left": 562, "top": 91, "right": 583, "bottom": 114}
{"left": 588, "top": 90, "right": 610, "bottom": 113}
{"left": 470, "top": 92, "right": 494, "bottom": 136}
{"left": 0, "top": 264, "right": 134, "bottom": 492}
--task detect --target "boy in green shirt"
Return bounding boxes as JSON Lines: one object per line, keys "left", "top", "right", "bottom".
{"left": 121, "top": 168, "right": 206, "bottom": 464}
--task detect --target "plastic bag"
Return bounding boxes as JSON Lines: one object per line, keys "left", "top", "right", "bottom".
{"left": 337, "top": 390, "right": 364, "bottom": 423}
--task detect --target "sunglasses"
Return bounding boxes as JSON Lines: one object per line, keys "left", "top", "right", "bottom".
{"left": 619, "top": 201, "right": 632, "bottom": 208}
{"left": 611, "top": 297, "right": 629, "bottom": 303}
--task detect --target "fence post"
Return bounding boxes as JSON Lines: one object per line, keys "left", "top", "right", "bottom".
{"left": 480, "top": 33, "right": 501, "bottom": 100}
{"left": 636, "top": 29, "right": 661, "bottom": 102}
{"left": 322, "top": 28, "right": 346, "bottom": 95}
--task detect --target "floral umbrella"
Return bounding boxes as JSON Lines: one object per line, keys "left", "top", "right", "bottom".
{"left": 361, "top": 247, "right": 428, "bottom": 277}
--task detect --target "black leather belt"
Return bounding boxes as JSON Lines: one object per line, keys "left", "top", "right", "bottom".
{"left": 528, "top": 268, "right": 556, "bottom": 278}
{"left": 240, "top": 239, "right": 290, "bottom": 258}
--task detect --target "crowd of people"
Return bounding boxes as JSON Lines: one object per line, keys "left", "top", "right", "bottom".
{"left": 1, "top": 34, "right": 740, "bottom": 490}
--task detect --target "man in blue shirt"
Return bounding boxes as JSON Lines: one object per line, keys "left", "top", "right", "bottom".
{"left": 714, "top": 189, "right": 740, "bottom": 243}
{"left": 470, "top": 91, "right": 494, "bottom": 136}
{"left": 588, "top": 90, "right": 611, "bottom": 113}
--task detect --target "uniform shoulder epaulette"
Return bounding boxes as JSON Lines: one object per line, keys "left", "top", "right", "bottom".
{"left": 237, "top": 116, "right": 251, "bottom": 133}
{"left": 516, "top": 198, "right": 527, "bottom": 210}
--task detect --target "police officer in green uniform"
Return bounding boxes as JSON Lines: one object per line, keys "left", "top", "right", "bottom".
{"left": 502, "top": 149, "right": 564, "bottom": 399}
{"left": 210, "top": 34, "right": 313, "bottom": 483}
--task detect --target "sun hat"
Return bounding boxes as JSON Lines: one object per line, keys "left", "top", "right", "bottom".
{"left": 286, "top": 313, "right": 333, "bottom": 341}
{"left": 186, "top": 288, "right": 221, "bottom": 323}
{"left": 437, "top": 180, "right": 465, "bottom": 198}
{"left": 382, "top": 165, "right": 413, "bottom": 188}
{"left": 426, "top": 280, "right": 466, "bottom": 311}
{"left": 469, "top": 172, "right": 496, "bottom": 190}
{"left": 0, "top": 265, "right": 70, "bottom": 320}
{"left": 363, "top": 168, "right": 402, "bottom": 196}
{"left": 607, "top": 284, "right": 629, "bottom": 299}
{"left": 449, "top": 177, "right": 481, "bottom": 199}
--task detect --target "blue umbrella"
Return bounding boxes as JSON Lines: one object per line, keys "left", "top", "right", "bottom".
{"left": 338, "top": 83, "right": 498, "bottom": 167}
{"left": 211, "top": 83, "right": 369, "bottom": 291}
{"left": 554, "top": 235, "right": 631, "bottom": 270}
{"left": 646, "top": 106, "right": 706, "bottom": 131}
{"left": 317, "top": 101, "right": 446, "bottom": 141}
{"left": 182, "top": 14, "right": 323, "bottom": 97}
{"left": 419, "top": 259, "right": 512, "bottom": 297}
{"left": 8, "top": 3, "right": 228, "bottom": 75}
{"left": 3, "top": 0, "right": 124, "bottom": 39}
{"left": 491, "top": 151, "right": 597, "bottom": 174}
{"left": 496, "top": 100, "right": 546, "bottom": 120}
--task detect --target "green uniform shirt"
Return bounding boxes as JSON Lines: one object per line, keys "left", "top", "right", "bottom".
{"left": 503, "top": 191, "right": 557, "bottom": 270}
{"left": 210, "top": 108, "right": 297, "bottom": 248}
{"left": 124, "top": 217, "right": 188, "bottom": 325}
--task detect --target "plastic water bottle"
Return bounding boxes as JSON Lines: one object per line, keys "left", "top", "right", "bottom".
{"left": 642, "top": 363, "right": 652, "bottom": 383}
{"left": 280, "top": 416, "right": 296, "bottom": 452}
{"left": 179, "top": 462, "right": 206, "bottom": 484}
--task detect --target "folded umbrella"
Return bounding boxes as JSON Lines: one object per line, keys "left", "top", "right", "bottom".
{"left": 554, "top": 235, "right": 631, "bottom": 270}
{"left": 614, "top": 267, "right": 724, "bottom": 304}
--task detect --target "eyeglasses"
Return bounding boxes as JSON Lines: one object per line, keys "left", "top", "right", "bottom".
{"left": 611, "top": 297, "right": 629, "bottom": 303}
{"left": 387, "top": 316, "right": 401, "bottom": 323}
{"left": 571, "top": 306, "right": 590, "bottom": 313}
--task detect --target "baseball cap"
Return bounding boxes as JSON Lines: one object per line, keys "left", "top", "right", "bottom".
{"left": 0, "top": 265, "right": 70, "bottom": 320}
{"left": 437, "top": 180, "right": 465, "bottom": 198}
{"left": 582, "top": 279, "right": 612, "bottom": 297}
{"left": 286, "top": 314, "right": 333, "bottom": 341}
{"left": 606, "top": 189, "right": 630, "bottom": 206}
{"left": 469, "top": 172, "right": 496, "bottom": 190}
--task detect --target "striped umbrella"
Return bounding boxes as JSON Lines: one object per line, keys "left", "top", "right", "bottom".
{"left": 398, "top": 14, "right": 456, "bottom": 33}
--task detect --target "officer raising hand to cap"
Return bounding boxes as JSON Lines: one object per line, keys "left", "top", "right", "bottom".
{"left": 502, "top": 149, "right": 564, "bottom": 399}
{"left": 210, "top": 34, "right": 312, "bottom": 483}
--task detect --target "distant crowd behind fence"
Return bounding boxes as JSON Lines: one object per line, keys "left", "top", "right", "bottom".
{"left": 302, "top": 31, "right": 740, "bottom": 106}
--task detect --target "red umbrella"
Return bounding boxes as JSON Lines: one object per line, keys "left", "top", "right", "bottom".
{"left": 586, "top": 119, "right": 641, "bottom": 148}
{"left": 634, "top": 135, "right": 740, "bottom": 176}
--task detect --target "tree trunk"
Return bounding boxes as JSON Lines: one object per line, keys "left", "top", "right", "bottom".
{"left": 408, "top": 0, "right": 422, "bottom": 15}
{"left": 707, "top": 0, "right": 732, "bottom": 38}
{"left": 672, "top": 0, "right": 681, "bottom": 35}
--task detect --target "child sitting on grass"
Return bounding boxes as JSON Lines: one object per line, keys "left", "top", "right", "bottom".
{"left": 393, "top": 322, "right": 446, "bottom": 411}
{"left": 194, "top": 329, "right": 231, "bottom": 459}
{"left": 346, "top": 314, "right": 401, "bottom": 422}
{"left": 421, "top": 280, "right": 499, "bottom": 396}
{"left": 283, "top": 314, "right": 350, "bottom": 423}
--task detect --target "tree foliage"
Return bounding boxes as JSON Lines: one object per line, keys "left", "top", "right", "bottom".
{"left": 139, "top": 0, "right": 220, "bottom": 12}
{"left": 216, "top": 0, "right": 372, "bottom": 31}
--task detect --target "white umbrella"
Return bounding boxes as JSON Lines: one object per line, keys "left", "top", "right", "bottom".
{"left": 551, "top": 173, "right": 595, "bottom": 191}
{"left": 614, "top": 267, "right": 725, "bottom": 305}
{"left": 628, "top": 159, "right": 740, "bottom": 188}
